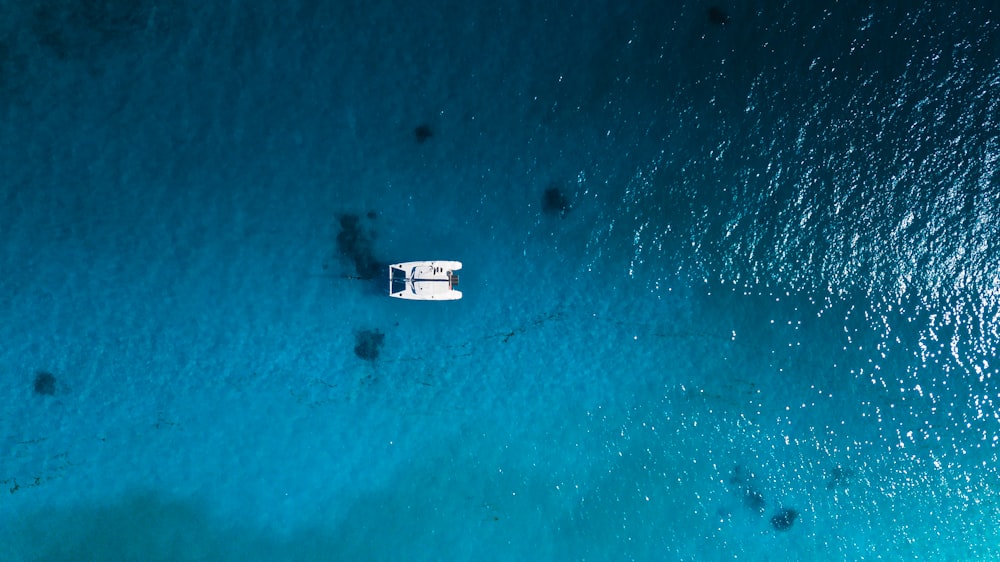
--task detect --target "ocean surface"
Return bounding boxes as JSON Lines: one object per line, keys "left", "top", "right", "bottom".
{"left": 2, "top": 1, "right": 999, "bottom": 560}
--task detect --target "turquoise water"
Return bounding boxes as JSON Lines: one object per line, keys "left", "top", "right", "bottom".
{"left": 2, "top": 1, "right": 999, "bottom": 560}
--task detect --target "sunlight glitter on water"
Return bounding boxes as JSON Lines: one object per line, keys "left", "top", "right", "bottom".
{"left": 587, "top": 5, "right": 1000, "bottom": 554}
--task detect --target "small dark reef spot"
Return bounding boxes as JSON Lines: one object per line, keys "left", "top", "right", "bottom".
{"left": 708, "top": 7, "right": 730, "bottom": 25}
{"left": 770, "top": 508, "right": 798, "bottom": 531}
{"left": 34, "top": 371, "right": 56, "bottom": 396}
{"left": 728, "top": 465, "right": 747, "bottom": 486}
{"left": 414, "top": 124, "right": 433, "bottom": 143}
{"left": 743, "top": 487, "right": 765, "bottom": 513}
{"left": 336, "top": 213, "right": 382, "bottom": 279}
{"left": 827, "top": 465, "right": 855, "bottom": 489}
{"left": 31, "top": 0, "right": 170, "bottom": 63}
{"left": 729, "top": 465, "right": 765, "bottom": 513}
{"left": 542, "top": 186, "right": 570, "bottom": 217}
{"left": 354, "top": 329, "right": 386, "bottom": 362}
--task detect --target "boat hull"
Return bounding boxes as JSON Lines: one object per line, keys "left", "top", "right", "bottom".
{"left": 388, "top": 261, "right": 462, "bottom": 300}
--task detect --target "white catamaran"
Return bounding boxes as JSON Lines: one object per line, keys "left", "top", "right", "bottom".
{"left": 388, "top": 261, "right": 462, "bottom": 300}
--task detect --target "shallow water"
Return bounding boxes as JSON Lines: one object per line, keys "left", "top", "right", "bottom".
{"left": 2, "top": 1, "right": 998, "bottom": 560}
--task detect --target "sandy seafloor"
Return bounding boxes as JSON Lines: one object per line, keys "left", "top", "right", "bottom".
{"left": 1, "top": 1, "right": 999, "bottom": 560}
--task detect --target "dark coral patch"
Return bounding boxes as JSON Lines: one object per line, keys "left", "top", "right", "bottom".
{"left": 31, "top": 0, "right": 175, "bottom": 62}
{"left": 708, "top": 7, "right": 730, "bottom": 25}
{"left": 33, "top": 371, "right": 56, "bottom": 396}
{"left": 336, "top": 213, "right": 381, "bottom": 279}
{"left": 770, "top": 508, "right": 798, "bottom": 531}
{"left": 729, "top": 465, "right": 766, "bottom": 513}
{"left": 743, "top": 487, "right": 765, "bottom": 513}
{"left": 542, "top": 187, "right": 570, "bottom": 217}
{"left": 827, "top": 466, "right": 855, "bottom": 489}
{"left": 414, "top": 124, "right": 433, "bottom": 143}
{"left": 354, "top": 329, "right": 386, "bottom": 362}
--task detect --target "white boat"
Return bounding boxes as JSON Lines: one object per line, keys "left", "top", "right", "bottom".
{"left": 388, "top": 261, "right": 462, "bottom": 300}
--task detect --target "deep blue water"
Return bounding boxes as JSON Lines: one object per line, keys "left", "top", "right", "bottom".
{"left": 2, "top": 1, "right": 999, "bottom": 560}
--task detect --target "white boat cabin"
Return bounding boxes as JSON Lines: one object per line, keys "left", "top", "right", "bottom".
{"left": 388, "top": 261, "right": 462, "bottom": 300}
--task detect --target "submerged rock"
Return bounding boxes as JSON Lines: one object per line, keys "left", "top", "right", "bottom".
{"left": 770, "top": 508, "right": 798, "bottom": 531}
{"left": 542, "top": 187, "right": 570, "bottom": 217}
{"left": 336, "top": 213, "right": 381, "bottom": 279}
{"left": 414, "top": 124, "right": 433, "bottom": 143}
{"left": 354, "top": 329, "right": 386, "bottom": 362}
{"left": 743, "top": 487, "right": 766, "bottom": 513}
{"left": 33, "top": 371, "right": 56, "bottom": 395}
{"left": 827, "top": 466, "right": 856, "bottom": 489}
{"left": 729, "top": 465, "right": 766, "bottom": 512}
{"left": 708, "top": 7, "right": 730, "bottom": 25}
